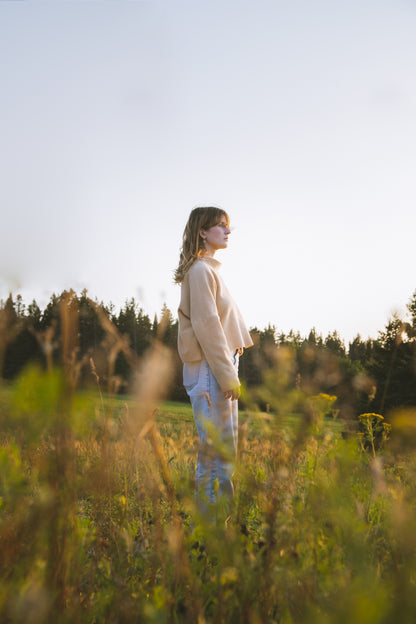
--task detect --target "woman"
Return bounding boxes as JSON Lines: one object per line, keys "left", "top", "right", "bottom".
{"left": 175, "top": 206, "right": 253, "bottom": 524}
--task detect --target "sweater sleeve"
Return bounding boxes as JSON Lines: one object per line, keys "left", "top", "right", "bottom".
{"left": 188, "top": 263, "right": 240, "bottom": 392}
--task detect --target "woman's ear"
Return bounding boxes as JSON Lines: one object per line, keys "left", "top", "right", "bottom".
{"left": 199, "top": 228, "right": 206, "bottom": 240}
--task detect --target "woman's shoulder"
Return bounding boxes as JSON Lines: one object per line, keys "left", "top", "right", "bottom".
{"left": 186, "top": 258, "right": 220, "bottom": 289}
{"left": 188, "top": 257, "right": 216, "bottom": 277}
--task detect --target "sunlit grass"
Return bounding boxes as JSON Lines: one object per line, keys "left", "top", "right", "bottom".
{"left": 1, "top": 296, "right": 416, "bottom": 623}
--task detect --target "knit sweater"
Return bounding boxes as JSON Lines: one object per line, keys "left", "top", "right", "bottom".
{"left": 177, "top": 256, "right": 253, "bottom": 392}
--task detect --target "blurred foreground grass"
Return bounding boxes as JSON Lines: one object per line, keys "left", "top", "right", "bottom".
{"left": 1, "top": 362, "right": 416, "bottom": 624}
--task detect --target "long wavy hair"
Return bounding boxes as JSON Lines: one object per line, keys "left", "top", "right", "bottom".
{"left": 174, "top": 206, "right": 230, "bottom": 284}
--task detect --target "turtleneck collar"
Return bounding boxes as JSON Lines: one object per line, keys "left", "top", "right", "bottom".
{"left": 200, "top": 255, "right": 222, "bottom": 270}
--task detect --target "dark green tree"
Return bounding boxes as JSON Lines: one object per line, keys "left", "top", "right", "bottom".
{"left": 113, "top": 299, "right": 153, "bottom": 383}
{"left": 324, "top": 330, "right": 346, "bottom": 357}
{"left": 367, "top": 312, "right": 416, "bottom": 412}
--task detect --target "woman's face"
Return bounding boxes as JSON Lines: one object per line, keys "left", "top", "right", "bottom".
{"left": 200, "top": 216, "right": 231, "bottom": 255}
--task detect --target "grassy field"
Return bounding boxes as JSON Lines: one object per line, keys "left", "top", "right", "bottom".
{"left": 1, "top": 363, "right": 416, "bottom": 623}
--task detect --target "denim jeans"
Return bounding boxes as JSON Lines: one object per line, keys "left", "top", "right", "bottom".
{"left": 184, "top": 351, "right": 239, "bottom": 522}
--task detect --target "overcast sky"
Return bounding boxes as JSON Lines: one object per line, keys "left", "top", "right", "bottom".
{"left": 1, "top": 0, "right": 415, "bottom": 343}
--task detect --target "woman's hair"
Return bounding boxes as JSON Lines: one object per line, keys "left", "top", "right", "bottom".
{"left": 174, "top": 206, "right": 230, "bottom": 283}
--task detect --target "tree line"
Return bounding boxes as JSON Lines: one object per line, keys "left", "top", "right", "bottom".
{"left": 1, "top": 289, "right": 415, "bottom": 418}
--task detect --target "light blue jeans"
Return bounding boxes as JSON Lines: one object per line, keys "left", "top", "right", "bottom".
{"left": 184, "top": 351, "right": 239, "bottom": 523}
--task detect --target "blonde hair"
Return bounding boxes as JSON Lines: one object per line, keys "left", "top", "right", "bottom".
{"left": 174, "top": 206, "right": 230, "bottom": 284}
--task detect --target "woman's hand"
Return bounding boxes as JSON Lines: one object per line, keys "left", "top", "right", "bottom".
{"left": 224, "top": 386, "right": 240, "bottom": 401}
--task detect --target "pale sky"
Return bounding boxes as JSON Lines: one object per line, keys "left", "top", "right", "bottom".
{"left": 1, "top": 0, "right": 415, "bottom": 344}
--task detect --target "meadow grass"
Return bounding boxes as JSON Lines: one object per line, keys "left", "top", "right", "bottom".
{"left": 1, "top": 300, "right": 416, "bottom": 623}
{"left": 1, "top": 368, "right": 416, "bottom": 624}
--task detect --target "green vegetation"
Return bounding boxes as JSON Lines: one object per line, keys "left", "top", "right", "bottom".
{"left": 0, "top": 292, "right": 415, "bottom": 622}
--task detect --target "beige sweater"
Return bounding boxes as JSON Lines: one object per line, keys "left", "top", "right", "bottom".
{"left": 178, "top": 256, "right": 253, "bottom": 392}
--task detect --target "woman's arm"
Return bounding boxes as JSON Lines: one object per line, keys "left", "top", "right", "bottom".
{"left": 188, "top": 262, "right": 240, "bottom": 395}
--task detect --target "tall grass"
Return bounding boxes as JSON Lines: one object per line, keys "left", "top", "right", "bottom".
{"left": 1, "top": 298, "right": 416, "bottom": 623}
